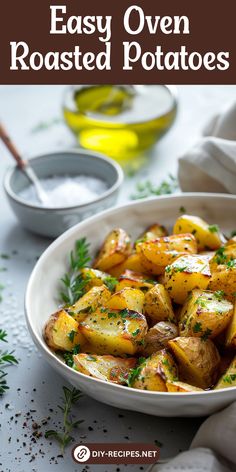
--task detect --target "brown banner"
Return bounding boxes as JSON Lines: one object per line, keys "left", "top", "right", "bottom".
{"left": 1, "top": 0, "right": 236, "bottom": 84}
{"left": 72, "top": 443, "right": 160, "bottom": 464}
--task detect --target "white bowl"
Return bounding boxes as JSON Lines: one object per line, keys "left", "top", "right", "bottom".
{"left": 25, "top": 193, "right": 236, "bottom": 417}
{"left": 4, "top": 150, "right": 123, "bottom": 238}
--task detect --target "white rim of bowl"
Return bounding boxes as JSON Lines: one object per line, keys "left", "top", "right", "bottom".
{"left": 4, "top": 149, "right": 124, "bottom": 211}
{"left": 25, "top": 193, "right": 236, "bottom": 397}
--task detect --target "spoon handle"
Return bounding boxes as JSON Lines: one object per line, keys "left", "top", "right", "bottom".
{"left": 0, "top": 122, "right": 27, "bottom": 169}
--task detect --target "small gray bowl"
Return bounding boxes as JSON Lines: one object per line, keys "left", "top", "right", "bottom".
{"left": 4, "top": 150, "right": 123, "bottom": 238}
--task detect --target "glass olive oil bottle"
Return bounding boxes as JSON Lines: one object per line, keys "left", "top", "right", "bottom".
{"left": 63, "top": 85, "right": 177, "bottom": 164}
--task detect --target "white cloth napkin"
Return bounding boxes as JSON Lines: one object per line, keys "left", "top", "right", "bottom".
{"left": 178, "top": 102, "right": 236, "bottom": 194}
{"left": 149, "top": 401, "right": 236, "bottom": 472}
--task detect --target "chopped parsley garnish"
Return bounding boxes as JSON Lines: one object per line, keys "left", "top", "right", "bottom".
{"left": 227, "top": 259, "right": 236, "bottom": 268}
{"left": 104, "top": 276, "right": 118, "bottom": 292}
{"left": 214, "top": 290, "right": 225, "bottom": 301}
{"left": 201, "top": 328, "right": 212, "bottom": 341}
{"left": 208, "top": 224, "right": 219, "bottom": 233}
{"left": 193, "top": 322, "right": 202, "bottom": 333}
{"left": 127, "top": 357, "right": 146, "bottom": 387}
{"left": 68, "top": 330, "right": 77, "bottom": 343}
{"left": 222, "top": 374, "right": 236, "bottom": 384}
{"left": 132, "top": 328, "right": 140, "bottom": 337}
{"left": 63, "top": 343, "right": 81, "bottom": 367}
{"left": 108, "top": 312, "right": 117, "bottom": 319}
{"left": 179, "top": 206, "right": 186, "bottom": 214}
{"left": 215, "top": 247, "right": 227, "bottom": 265}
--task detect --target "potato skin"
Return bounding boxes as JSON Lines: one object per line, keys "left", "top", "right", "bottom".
{"left": 164, "top": 255, "right": 211, "bottom": 304}
{"left": 179, "top": 289, "right": 233, "bottom": 339}
{"left": 208, "top": 265, "right": 236, "bottom": 302}
{"left": 214, "top": 356, "right": 236, "bottom": 390}
{"left": 93, "top": 228, "right": 132, "bottom": 271}
{"left": 142, "top": 322, "right": 178, "bottom": 356}
{"left": 44, "top": 310, "right": 85, "bottom": 351}
{"left": 80, "top": 308, "right": 148, "bottom": 356}
{"left": 136, "top": 223, "right": 168, "bottom": 244}
{"left": 108, "top": 253, "right": 147, "bottom": 278}
{"left": 173, "top": 214, "right": 222, "bottom": 251}
{"left": 73, "top": 353, "right": 136, "bottom": 384}
{"left": 166, "top": 381, "right": 203, "bottom": 392}
{"left": 132, "top": 350, "right": 178, "bottom": 391}
{"left": 168, "top": 336, "right": 220, "bottom": 389}
{"left": 81, "top": 268, "right": 111, "bottom": 290}
{"left": 225, "top": 303, "right": 236, "bottom": 348}
{"left": 115, "top": 270, "right": 155, "bottom": 292}
{"left": 136, "top": 233, "right": 197, "bottom": 275}
{"left": 144, "top": 284, "right": 175, "bottom": 324}
{"left": 107, "top": 287, "right": 144, "bottom": 313}
{"left": 69, "top": 285, "right": 111, "bottom": 322}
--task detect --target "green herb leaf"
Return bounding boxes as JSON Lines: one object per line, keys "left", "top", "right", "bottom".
{"left": 130, "top": 175, "right": 178, "bottom": 200}
{"left": 208, "top": 224, "right": 219, "bottom": 233}
{"left": 0, "top": 331, "right": 18, "bottom": 396}
{"left": 60, "top": 238, "right": 91, "bottom": 305}
{"left": 45, "top": 386, "right": 83, "bottom": 453}
{"left": 214, "top": 290, "right": 225, "bottom": 301}
{"left": 193, "top": 322, "right": 202, "bottom": 333}
{"left": 103, "top": 276, "right": 118, "bottom": 292}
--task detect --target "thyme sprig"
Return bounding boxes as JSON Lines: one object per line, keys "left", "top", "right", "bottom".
{"left": 60, "top": 238, "right": 91, "bottom": 305}
{"left": 0, "top": 329, "right": 18, "bottom": 396}
{"left": 45, "top": 386, "right": 83, "bottom": 453}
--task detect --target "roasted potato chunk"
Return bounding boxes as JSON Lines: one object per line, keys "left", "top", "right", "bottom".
{"left": 210, "top": 241, "right": 236, "bottom": 273}
{"left": 44, "top": 310, "right": 85, "bottom": 351}
{"left": 136, "top": 233, "right": 197, "bottom": 275}
{"left": 179, "top": 289, "right": 233, "bottom": 339}
{"left": 225, "top": 303, "right": 236, "bottom": 348}
{"left": 136, "top": 223, "right": 168, "bottom": 244}
{"left": 108, "top": 253, "right": 147, "bottom": 278}
{"left": 131, "top": 350, "right": 178, "bottom": 391}
{"left": 68, "top": 285, "right": 111, "bottom": 322}
{"left": 93, "top": 228, "right": 132, "bottom": 271}
{"left": 80, "top": 308, "right": 148, "bottom": 356}
{"left": 166, "top": 381, "right": 203, "bottom": 392}
{"left": 215, "top": 356, "right": 236, "bottom": 389}
{"left": 81, "top": 268, "right": 115, "bottom": 291}
{"left": 144, "top": 284, "right": 175, "bottom": 324}
{"left": 73, "top": 353, "right": 136, "bottom": 384}
{"left": 116, "top": 270, "right": 155, "bottom": 292}
{"left": 164, "top": 255, "right": 211, "bottom": 304}
{"left": 107, "top": 288, "right": 144, "bottom": 312}
{"left": 168, "top": 336, "right": 220, "bottom": 389}
{"left": 208, "top": 265, "right": 236, "bottom": 302}
{"left": 142, "top": 322, "right": 178, "bottom": 356}
{"left": 173, "top": 214, "right": 222, "bottom": 251}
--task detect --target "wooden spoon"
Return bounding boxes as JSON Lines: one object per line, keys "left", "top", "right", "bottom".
{"left": 0, "top": 122, "right": 49, "bottom": 204}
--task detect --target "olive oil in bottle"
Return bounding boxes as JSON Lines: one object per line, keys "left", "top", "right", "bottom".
{"left": 63, "top": 85, "right": 177, "bottom": 164}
